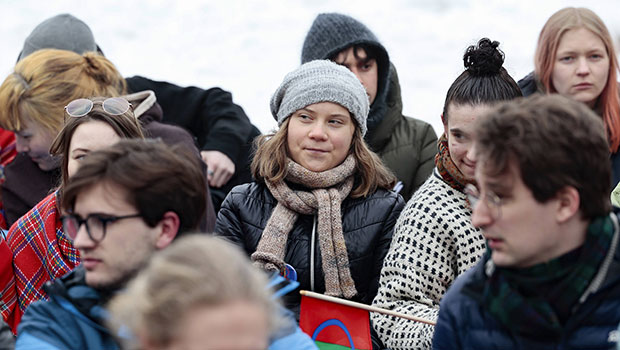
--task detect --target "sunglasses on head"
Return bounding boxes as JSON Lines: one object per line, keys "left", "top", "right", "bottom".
{"left": 65, "top": 97, "right": 132, "bottom": 118}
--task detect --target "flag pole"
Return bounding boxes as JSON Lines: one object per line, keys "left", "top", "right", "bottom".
{"left": 300, "top": 290, "right": 436, "bottom": 326}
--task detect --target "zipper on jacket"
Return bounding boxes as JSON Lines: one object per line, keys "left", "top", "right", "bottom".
{"left": 310, "top": 215, "right": 317, "bottom": 292}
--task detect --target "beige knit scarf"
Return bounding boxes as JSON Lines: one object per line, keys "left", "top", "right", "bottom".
{"left": 252, "top": 154, "right": 358, "bottom": 298}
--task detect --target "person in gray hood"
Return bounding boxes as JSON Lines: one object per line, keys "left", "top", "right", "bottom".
{"left": 301, "top": 13, "right": 438, "bottom": 201}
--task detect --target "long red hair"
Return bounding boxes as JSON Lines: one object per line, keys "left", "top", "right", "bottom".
{"left": 535, "top": 7, "right": 620, "bottom": 152}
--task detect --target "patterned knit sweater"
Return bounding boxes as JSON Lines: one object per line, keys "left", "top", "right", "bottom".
{"left": 371, "top": 169, "right": 485, "bottom": 350}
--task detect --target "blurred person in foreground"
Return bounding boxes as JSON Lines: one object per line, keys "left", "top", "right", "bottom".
{"left": 109, "top": 235, "right": 310, "bottom": 350}
{"left": 433, "top": 94, "right": 620, "bottom": 349}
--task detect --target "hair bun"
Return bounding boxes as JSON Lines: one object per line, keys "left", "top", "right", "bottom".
{"left": 463, "top": 38, "right": 504, "bottom": 76}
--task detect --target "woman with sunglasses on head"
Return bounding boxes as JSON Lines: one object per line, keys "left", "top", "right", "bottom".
{"left": 0, "top": 48, "right": 214, "bottom": 228}
{"left": 0, "top": 97, "right": 143, "bottom": 333}
{"left": 519, "top": 7, "right": 620, "bottom": 189}
{"left": 371, "top": 38, "right": 522, "bottom": 350}
{"left": 0, "top": 49, "right": 213, "bottom": 333}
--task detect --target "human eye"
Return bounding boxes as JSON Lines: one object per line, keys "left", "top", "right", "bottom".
{"left": 558, "top": 55, "right": 574, "bottom": 63}
{"left": 589, "top": 53, "right": 605, "bottom": 60}
{"left": 329, "top": 118, "right": 344, "bottom": 126}
{"left": 361, "top": 60, "right": 375, "bottom": 71}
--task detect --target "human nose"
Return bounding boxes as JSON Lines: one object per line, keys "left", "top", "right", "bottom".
{"left": 71, "top": 222, "right": 96, "bottom": 249}
{"left": 308, "top": 122, "right": 328, "bottom": 140}
{"left": 15, "top": 135, "right": 29, "bottom": 153}
{"left": 576, "top": 57, "right": 591, "bottom": 76}
{"left": 466, "top": 143, "right": 477, "bottom": 163}
{"left": 471, "top": 197, "right": 494, "bottom": 229}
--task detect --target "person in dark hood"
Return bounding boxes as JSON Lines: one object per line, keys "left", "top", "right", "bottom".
{"left": 301, "top": 13, "right": 438, "bottom": 201}
{"left": 14, "top": 13, "right": 260, "bottom": 210}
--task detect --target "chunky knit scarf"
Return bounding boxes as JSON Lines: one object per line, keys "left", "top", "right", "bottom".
{"left": 252, "top": 155, "right": 358, "bottom": 298}
{"left": 434, "top": 133, "right": 472, "bottom": 191}
{"left": 475, "top": 214, "right": 616, "bottom": 338}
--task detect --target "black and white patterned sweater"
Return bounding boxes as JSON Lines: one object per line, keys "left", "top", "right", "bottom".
{"left": 371, "top": 169, "right": 486, "bottom": 350}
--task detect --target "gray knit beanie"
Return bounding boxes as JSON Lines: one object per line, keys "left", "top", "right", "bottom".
{"left": 270, "top": 60, "right": 370, "bottom": 136}
{"left": 18, "top": 14, "right": 100, "bottom": 61}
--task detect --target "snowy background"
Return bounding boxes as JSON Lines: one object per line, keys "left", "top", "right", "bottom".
{"left": 1, "top": 0, "right": 619, "bottom": 135}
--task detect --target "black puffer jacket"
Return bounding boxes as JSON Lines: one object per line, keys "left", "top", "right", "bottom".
{"left": 215, "top": 182, "right": 405, "bottom": 316}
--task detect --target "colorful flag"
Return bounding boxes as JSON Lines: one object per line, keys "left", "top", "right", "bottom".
{"left": 299, "top": 294, "right": 372, "bottom": 350}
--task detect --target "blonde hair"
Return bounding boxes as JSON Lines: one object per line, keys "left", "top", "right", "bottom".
{"left": 108, "top": 235, "right": 277, "bottom": 349}
{"left": 0, "top": 49, "right": 126, "bottom": 133}
{"left": 535, "top": 7, "right": 620, "bottom": 152}
{"left": 251, "top": 118, "right": 396, "bottom": 198}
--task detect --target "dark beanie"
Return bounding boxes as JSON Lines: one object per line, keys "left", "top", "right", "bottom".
{"left": 18, "top": 14, "right": 99, "bottom": 61}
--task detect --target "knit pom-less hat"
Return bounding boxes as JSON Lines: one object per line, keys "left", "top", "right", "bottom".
{"left": 270, "top": 60, "right": 370, "bottom": 136}
{"left": 18, "top": 14, "right": 100, "bottom": 61}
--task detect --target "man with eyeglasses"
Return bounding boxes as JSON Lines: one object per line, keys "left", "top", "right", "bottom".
{"left": 12, "top": 139, "right": 316, "bottom": 350}
{"left": 432, "top": 94, "right": 620, "bottom": 349}
{"left": 12, "top": 139, "right": 205, "bottom": 349}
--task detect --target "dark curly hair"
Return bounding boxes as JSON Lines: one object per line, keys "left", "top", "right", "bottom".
{"left": 442, "top": 38, "right": 522, "bottom": 122}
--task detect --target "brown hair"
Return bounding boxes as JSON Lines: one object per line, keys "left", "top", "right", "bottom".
{"left": 50, "top": 97, "right": 145, "bottom": 190}
{"left": 534, "top": 7, "right": 620, "bottom": 152}
{"left": 108, "top": 235, "right": 276, "bottom": 349}
{"left": 251, "top": 118, "right": 396, "bottom": 197}
{"left": 0, "top": 49, "right": 126, "bottom": 133}
{"left": 475, "top": 94, "right": 610, "bottom": 219}
{"left": 61, "top": 139, "right": 206, "bottom": 234}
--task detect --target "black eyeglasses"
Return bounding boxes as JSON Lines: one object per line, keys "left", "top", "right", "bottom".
{"left": 61, "top": 213, "right": 142, "bottom": 243}
{"left": 64, "top": 97, "right": 132, "bottom": 118}
{"left": 464, "top": 184, "right": 504, "bottom": 221}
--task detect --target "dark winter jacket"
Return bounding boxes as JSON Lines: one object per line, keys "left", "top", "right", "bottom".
{"left": 432, "top": 213, "right": 620, "bottom": 350}
{"left": 368, "top": 66, "right": 438, "bottom": 201}
{"left": 215, "top": 182, "right": 405, "bottom": 316}
{"left": 1, "top": 91, "right": 215, "bottom": 230}
{"left": 518, "top": 72, "right": 620, "bottom": 190}
{"left": 126, "top": 76, "right": 260, "bottom": 209}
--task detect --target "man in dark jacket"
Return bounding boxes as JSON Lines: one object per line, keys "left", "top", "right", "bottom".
{"left": 433, "top": 94, "right": 620, "bottom": 349}
{"left": 301, "top": 13, "right": 437, "bottom": 201}
{"left": 9, "top": 13, "right": 259, "bottom": 212}
{"left": 14, "top": 140, "right": 316, "bottom": 350}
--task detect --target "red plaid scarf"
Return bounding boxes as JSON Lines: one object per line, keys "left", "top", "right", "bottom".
{"left": 0, "top": 190, "right": 80, "bottom": 333}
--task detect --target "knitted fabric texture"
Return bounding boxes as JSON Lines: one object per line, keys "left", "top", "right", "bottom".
{"left": 18, "top": 14, "right": 99, "bottom": 61}
{"left": 371, "top": 171, "right": 485, "bottom": 350}
{"left": 270, "top": 60, "right": 369, "bottom": 136}
{"left": 252, "top": 155, "right": 358, "bottom": 298}
{"left": 434, "top": 133, "right": 473, "bottom": 191}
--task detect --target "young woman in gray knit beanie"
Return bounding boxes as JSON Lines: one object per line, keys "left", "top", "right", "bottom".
{"left": 216, "top": 60, "right": 404, "bottom": 318}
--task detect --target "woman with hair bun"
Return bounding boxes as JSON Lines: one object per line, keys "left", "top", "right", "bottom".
{"left": 371, "top": 38, "right": 522, "bottom": 350}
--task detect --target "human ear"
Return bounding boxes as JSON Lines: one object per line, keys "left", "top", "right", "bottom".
{"left": 555, "top": 186, "right": 580, "bottom": 223}
{"left": 155, "top": 211, "right": 181, "bottom": 249}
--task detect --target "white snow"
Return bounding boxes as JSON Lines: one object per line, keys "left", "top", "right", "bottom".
{"left": 1, "top": 0, "right": 618, "bottom": 135}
